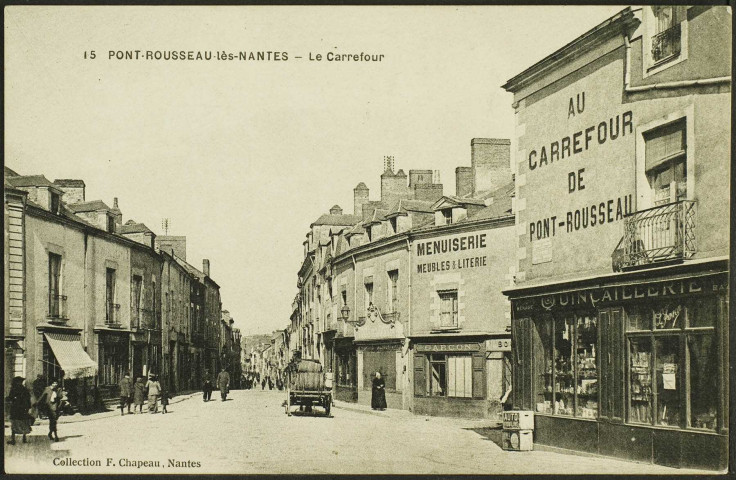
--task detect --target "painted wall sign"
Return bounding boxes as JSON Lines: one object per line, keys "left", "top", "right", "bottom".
{"left": 414, "top": 230, "right": 492, "bottom": 274}
{"left": 416, "top": 233, "right": 487, "bottom": 256}
{"left": 511, "top": 275, "right": 728, "bottom": 315}
{"left": 416, "top": 343, "right": 480, "bottom": 353}
{"left": 488, "top": 338, "right": 512, "bottom": 352}
{"left": 532, "top": 237, "right": 552, "bottom": 264}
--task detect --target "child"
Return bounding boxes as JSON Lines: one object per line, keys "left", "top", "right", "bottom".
{"left": 160, "top": 387, "right": 169, "bottom": 414}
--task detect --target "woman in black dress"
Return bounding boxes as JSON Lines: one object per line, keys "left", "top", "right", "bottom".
{"left": 6, "top": 376, "right": 32, "bottom": 445}
{"left": 371, "top": 372, "right": 387, "bottom": 410}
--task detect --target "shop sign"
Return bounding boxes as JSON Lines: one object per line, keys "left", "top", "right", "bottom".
{"left": 414, "top": 230, "right": 492, "bottom": 275}
{"left": 416, "top": 343, "right": 480, "bottom": 353}
{"left": 512, "top": 275, "right": 727, "bottom": 315}
{"left": 488, "top": 338, "right": 511, "bottom": 352}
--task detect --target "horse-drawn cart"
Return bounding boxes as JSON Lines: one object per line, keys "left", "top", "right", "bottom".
{"left": 284, "top": 358, "right": 332, "bottom": 416}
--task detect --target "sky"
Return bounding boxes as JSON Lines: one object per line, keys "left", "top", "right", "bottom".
{"left": 5, "top": 5, "right": 626, "bottom": 335}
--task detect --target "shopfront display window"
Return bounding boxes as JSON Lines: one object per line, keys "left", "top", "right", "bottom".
{"left": 533, "top": 313, "right": 598, "bottom": 418}
{"left": 625, "top": 296, "right": 719, "bottom": 431}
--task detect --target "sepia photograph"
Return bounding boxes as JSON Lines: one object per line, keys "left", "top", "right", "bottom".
{"left": 3, "top": 4, "right": 731, "bottom": 475}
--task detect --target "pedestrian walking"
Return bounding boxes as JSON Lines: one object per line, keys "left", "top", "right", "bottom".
{"left": 261, "top": 378, "right": 266, "bottom": 390}
{"left": 6, "top": 377, "right": 33, "bottom": 445}
{"left": 268, "top": 376, "right": 273, "bottom": 390}
{"left": 36, "top": 379, "right": 62, "bottom": 441}
{"left": 31, "top": 374, "right": 45, "bottom": 419}
{"left": 133, "top": 377, "right": 146, "bottom": 413}
{"left": 371, "top": 372, "right": 387, "bottom": 411}
{"left": 202, "top": 369, "right": 213, "bottom": 402}
{"left": 145, "top": 374, "right": 162, "bottom": 413}
{"left": 118, "top": 372, "right": 133, "bottom": 415}
{"left": 216, "top": 368, "right": 230, "bottom": 401}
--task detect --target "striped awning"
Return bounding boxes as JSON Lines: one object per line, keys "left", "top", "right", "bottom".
{"left": 44, "top": 333, "right": 98, "bottom": 379}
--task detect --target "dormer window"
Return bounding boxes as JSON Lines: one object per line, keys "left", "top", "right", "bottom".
{"left": 50, "top": 192, "right": 60, "bottom": 214}
{"left": 442, "top": 209, "right": 453, "bottom": 225}
{"left": 107, "top": 215, "right": 115, "bottom": 233}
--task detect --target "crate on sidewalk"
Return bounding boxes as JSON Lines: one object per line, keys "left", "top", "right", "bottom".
{"left": 501, "top": 429, "right": 533, "bottom": 451}
{"left": 502, "top": 410, "right": 534, "bottom": 431}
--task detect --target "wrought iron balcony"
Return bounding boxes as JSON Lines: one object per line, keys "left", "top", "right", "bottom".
{"left": 48, "top": 294, "right": 68, "bottom": 322}
{"left": 619, "top": 200, "right": 695, "bottom": 269}
{"left": 105, "top": 302, "right": 121, "bottom": 326}
{"left": 651, "top": 23, "right": 681, "bottom": 63}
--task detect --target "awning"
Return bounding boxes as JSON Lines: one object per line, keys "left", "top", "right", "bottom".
{"left": 44, "top": 333, "right": 98, "bottom": 379}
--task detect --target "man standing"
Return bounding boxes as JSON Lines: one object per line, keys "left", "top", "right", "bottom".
{"left": 35, "top": 379, "right": 61, "bottom": 441}
{"left": 216, "top": 368, "right": 230, "bottom": 401}
{"left": 118, "top": 372, "right": 133, "bottom": 415}
{"left": 202, "top": 369, "right": 213, "bottom": 402}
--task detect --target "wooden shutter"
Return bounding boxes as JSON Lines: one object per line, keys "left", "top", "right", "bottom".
{"left": 413, "top": 354, "right": 426, "bottom": 396}
{"left": 599, "top": 310, "right": 610, "bottom": 418}
{"left": 472, "top": 353, "right": 485, "bottom": 398}
{"left": 645, "top": 120, "right": 685, "bottom": 171}
{"left": 512, "top": 318, "right": 533, "bottom": 410}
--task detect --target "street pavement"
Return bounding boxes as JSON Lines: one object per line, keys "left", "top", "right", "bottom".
{"left": 4, "top": 389, "right": 711, "bottom": 474}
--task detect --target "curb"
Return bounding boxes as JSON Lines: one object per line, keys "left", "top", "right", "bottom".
{"left": 333, "top": 402, "right": 414, "bottom": 419}
{"left": 11, "top": 392, "right": 202, "bottom": 427}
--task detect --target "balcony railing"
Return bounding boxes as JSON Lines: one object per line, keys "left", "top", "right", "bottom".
{"left": 105, "top": 302, "right": 121, "bottom": 326}
{"left": 48, "top": 294, "right": 68, "bottom": 322}
{"left": 620, "top": 200, "right": 695, "bottom": 269}
{"left": 651, "top": 23, "right": 681, "bottom": 63}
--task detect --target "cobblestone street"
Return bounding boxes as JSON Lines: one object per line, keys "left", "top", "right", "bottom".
{"left": 5, "top": 389, "right": 708, "bottom": 474}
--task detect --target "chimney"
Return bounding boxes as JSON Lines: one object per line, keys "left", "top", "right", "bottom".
{"left": 111, "top": 197, "right": 123, "bottom": 231}
{"left": 471, "top": 138, "right": 512, "bottom": 196}
{"left": 381, "top": 164, "right": 411, "bottom": 206}
{"left": 408, "top": 169, "right": 432, "bottom": 188}
{"left": 203, "top": 259, "right": 210, "bottom": 277}
{"left": 329, "top": 205, "right": 343, "bottom": 215}
{"left": 455, "top": 167, "right": 473, "bottom": 197}
{"left": 353, "top": 182, "right": 369, "bottom": 216}
{"left": 53, "top": 179, "right": 86, "bottom": 204}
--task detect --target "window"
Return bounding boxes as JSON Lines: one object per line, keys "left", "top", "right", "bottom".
{"left": 106, "top": 268, "right": 117, "bottom": 324}
{"left": 645, "top": 120, "right": 687, "bottom": 206}
{"left": 390, "top": 217, "right": 398, "bottom": 234}
{"left": 625, "top": 297, "right": 719, "bottom": 430}
{"left": 364, "top": 282, "right": 374, "bottom": 312}
{"left": 107, "top": 215, "right": 115, "bottom": 233}
{"left": 439, "top": 291, "right": 458, "bottom": 328}
{"left": 99, "top": 341, "right": 127, "bottom": 385}
{"left": 48, "top": 253, "right": 62, "bottom": 318}
{"left": 429, "top": 355, "right": 446, "bottom": 396}
{"left": 132, "top": 275, "right": 143, "bottom": 328}
{"left": 651, "top": 6, "right": 685, "bottom": 64}
{"left": 387, "top": 270, "right": 399, "bottom": 313}
{"left": 533, "top": 313, "right": 598, "bottom": 418}
{"left": 50, "top": 193, "right": 60, "bottom": 214}
{"left": 341, "top": 289, "right": 347, "bottom": 309}
{"left": 442, "top": 209, "right": 452, "bottom": 225}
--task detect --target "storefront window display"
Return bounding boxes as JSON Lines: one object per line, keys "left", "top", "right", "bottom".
{"left": 625, "top": 297, "right": 719, "bottom": 431}
{"left": 533, "top": 313, "right": 598, "bottom": 418}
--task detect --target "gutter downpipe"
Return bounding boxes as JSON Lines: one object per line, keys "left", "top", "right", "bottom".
{"left": 405, "top": 236, "right": 412, "bottom": 410}
{"left": 623, "top": 34, "right": 731, "bottom": 92}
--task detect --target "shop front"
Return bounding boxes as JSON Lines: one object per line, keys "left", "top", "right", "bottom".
{"left": 356, "top": 340, "right": 403, "bottom": 409}
{"left": 412, "top": 337, "right": 492, "bottom": 418}
{"left": 39, "top": 328, "right": 98, "bottom": 412}
{"left": 334, "top": 337, "right": 357, "bottom": 402}
{"left": 95, "top": 329, "right": 130, "bottom": 401}
{"left": 506, "top": 262, "right": 728, "bottom": 470}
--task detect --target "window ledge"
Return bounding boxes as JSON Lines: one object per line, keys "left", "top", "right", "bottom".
{"left": 647, "top": 54, "right": 680, "bottom": 72}
{"left": 430, "top": 328, "right": 460, "bottom": 334}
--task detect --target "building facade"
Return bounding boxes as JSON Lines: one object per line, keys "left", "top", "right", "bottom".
{"left": 502, "top": 6, "right": 730, "bottom": 470}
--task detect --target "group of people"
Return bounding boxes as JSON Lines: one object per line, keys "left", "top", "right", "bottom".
{"left": 241, "top": 372, "right": 283, "bottom": 391}
{"left": 202, "top": 368, "right": 230, "bottom": 402}
{"left": 118, "top": 372, "right": 168, "bottom": 415}
{"left": 6, "top": 376, "right": 65, "bottom": 444}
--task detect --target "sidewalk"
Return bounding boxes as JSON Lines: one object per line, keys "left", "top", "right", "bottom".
{"left": 6, "top": 391, "right": 201, "bottom": 428}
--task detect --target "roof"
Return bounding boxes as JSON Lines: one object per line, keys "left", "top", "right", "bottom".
{"left": 173, "top": 253, "right": 205, "bottom": 279}
{"left": 310, "top": 213, "right": 362, "bottom": 227}
{"left": 119, "top": 222, "right": 154, "bottom": 234}
{"left": 362, "top": 208, "right": 388, "bottom": 227}
{"left": 67, "top": 200, "right": 111, "bottom": 213}
{"left": 467, "top": 181, "right": 515, "bottom": 221}
{"left": 6, "top": 174, "right": 58, "bottom": 189}
{"left": 4, "top": 166, "right": 20, "bottom": 177}
{"left": 344, "top": 222, "right": 365, "bottom": 237}
{"left": 354, "top": 182, "right": 369, "bottom": 191}
{"left": 54, "top": 179, "right": 85, "bottom": 187}
{"left": 503, "top": 7, "right": 635, "bottom": 93}
{"left": 385, "top": 198, "right": 434, "bottom": 217}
